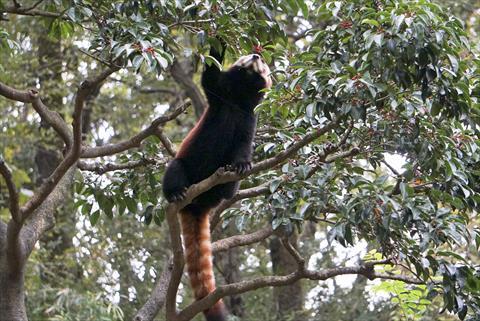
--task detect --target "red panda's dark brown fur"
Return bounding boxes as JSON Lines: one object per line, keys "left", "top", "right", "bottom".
{"left": 162, "top": 44, "right": 271, "bottom": 321}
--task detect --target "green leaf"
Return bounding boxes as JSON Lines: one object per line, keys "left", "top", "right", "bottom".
{"left": 90, "top": 210, "right": 100, "bottom": 226}
{"left": 361, "top": 19, "right": 380, "bottom": 27}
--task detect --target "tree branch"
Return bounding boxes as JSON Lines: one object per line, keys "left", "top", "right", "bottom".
{"left": 164, "top": 204, "right": 185, "bottom": 320}
{"left": 171, "top": 118, "right": 341, "bottom": 213}
{"left": 81, "top": 102, "right": 189, "bottom": 158}
{"left": 133, "top": 259, "right": 173, "bottom": 321}
{"left": 210, "top": 180, "right": 273, "bottom": 229}
{"left": 0, "top": 158, "right": 20, "bottom": 223}
{"left": 2, "top": 4, "right": 62, "bottom": 18}
{"left": 212, "top": 226, "right": 274, "bottom": 253}
{"left": 77, "top": 158, "right": 158, "bottom": 175}
{"left": 134, "top": 225, "right": 274, "bottom": 321}
{"left": 21, "top": 167, "right": 75, "bottom": 257}
{"left": 154, "top": 128, "right": 177, "bottom": 157}
{"left": 0, "top": 82, "right": 72, "bottom": 146}
{"left": 20, "top": 67, "right": 118, "bottom": 220}
{"left": 156, "top": 119, "right": 341, "bottom": 320}
{"left": 170, "top": 61, "right": 207, "bottom": 118}
{"left": 177, "top": 260, "right": 423, "bottom": 321}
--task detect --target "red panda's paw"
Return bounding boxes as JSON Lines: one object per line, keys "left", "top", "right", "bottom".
{"left": 226, "top": 161, "right": 252, "bottom": 175}
{"left": 165, "top": 186, "right": 188, "bottom": 203}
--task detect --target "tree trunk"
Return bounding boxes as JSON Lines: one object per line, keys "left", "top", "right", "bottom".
{"left": 215, "top": 226, "right": 244, "bottom": 318}
{"left": 269, "top": 233, "right": 305, "bottom": 321}
{"left": 0, "top": 233, "right": 27, "bottom": 321}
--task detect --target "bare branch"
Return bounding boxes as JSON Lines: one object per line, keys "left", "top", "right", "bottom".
{"left": 210, "top": 180, "right": 272, "bottom": 229}
{"left": 0, "top": 82, "right": 72, "bottom": 146}
{"left": 2, "top": 4, "right": 62, "bottom": 18}
{"left": 212, "top": 226, "right": 274, "bottom": 253}
{"left": 306, "top": 122, "right": 355, "bottom": 178}
{"left": 171, "top": 118, "right": 341, "bottom": 213}
{"left": 177, "top": 260, "right": 423, "bottom": 321}
{"left": 154, "top": 128, "right": 177, "bottom": 157}
{"left": 170, "top": 61, "right": 207, "bottom": 117}
{"left": 78, "top": 48, "right": 123, "bottom": 69}
{"left": 20, "top": 67, "right": 118, "bottom": 220}
{"left": 81, "top": 102, "right": 189, "bottom": 158}
{"left": 78, "top": 158, "right": 158, "bottom": 175}
{"left": 382, "top": 159, "right": 401, "bottom": 176}
{"left": 281, "top": 238, "right": 306, "bottom": 269}
{"left": 0, "top": 158, "right": 20, "bottom": 222}
{"left": 325, "top": 147, "right": 360, "bottom": 163}
{"left": 135, "top": 225, "right": 273, "bottom": 321}
{"left": 164, "top": 204, "right": 185, "bottom": 320}
{"left": 24, "top": 0, "right": 45, "bottom": 11}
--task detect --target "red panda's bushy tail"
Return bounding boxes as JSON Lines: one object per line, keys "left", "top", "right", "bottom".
{"left": 179, "top": 207, "right": 228, "bottom": 321}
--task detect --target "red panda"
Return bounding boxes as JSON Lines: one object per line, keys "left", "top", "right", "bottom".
{"left": 162, "top": 45, "right": 271, "bottom": 321}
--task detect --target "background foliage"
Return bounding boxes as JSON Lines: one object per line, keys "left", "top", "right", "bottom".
{"left": 1, "top": 0, "right": 480, "bottom": 320}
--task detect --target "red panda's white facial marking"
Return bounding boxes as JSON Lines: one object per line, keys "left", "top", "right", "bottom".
{"left": 232, "top": 54, "right": 272, "bottom": 89}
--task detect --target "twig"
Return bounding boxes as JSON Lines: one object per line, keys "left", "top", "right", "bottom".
{"left": 78, "top": 48, "right": 123, "bottom": 69}
{"left": 154, "top": 128, "right": 177, "bottom": 157}
{"left": 81, "top": 101, "right": 190, "bottom": 158}
{"left": 281, "top": 238, "right": 306, "bottom": 269}
{"left": 24, "top": 0, "right": 44, "bottom": 11}
{"left": 0, "top": 82, "right": 72, "bottom": 146}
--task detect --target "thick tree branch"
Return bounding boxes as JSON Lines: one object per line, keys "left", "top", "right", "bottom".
{"left": 81, "top": 102, "right": 189, "bottom": 158}
{"left": 177, "top": 260, "right": 423, "bottom": 321}
{"left": 164, "top": 204, "right": 185, "bottom": 320}
{"left": 0, "top": 220, "right": 6, "bottom": 249}
{"left": 172, "top": 119, "right": 341, "bottom": 213}
{"left": 21, "top": 167, "right": 75, "bottom": 257}
{"left": 20, "top": 68, "right": 117, "bottom": 219}
{"left": 0, "top": 158, "right": 20, "bottom": 222}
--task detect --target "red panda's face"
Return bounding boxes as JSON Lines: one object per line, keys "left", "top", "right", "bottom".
{"left": 231, "top": 54, "right": 272, "bottom": 89}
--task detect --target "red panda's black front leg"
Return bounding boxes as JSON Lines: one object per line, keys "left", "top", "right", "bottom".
{"left": 227, "top": 133, "right": 255, "bottom": 175}
{"left": 162, "top": 159, "right": 190, "bottom": 202}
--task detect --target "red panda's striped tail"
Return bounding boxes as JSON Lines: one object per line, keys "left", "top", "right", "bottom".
{"left": 179, "top": 207, "right": 228, "bottom": 321}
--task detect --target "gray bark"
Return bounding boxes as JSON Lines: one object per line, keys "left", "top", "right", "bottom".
{"left": 0, "top": 228, "right": 27, "bottom": 321}
{"left": 270, "top": 233, "right": 305, "bottom": 321}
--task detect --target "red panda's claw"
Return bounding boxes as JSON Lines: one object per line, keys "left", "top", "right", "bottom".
{"left": 228, "top": 161, "right": 252, "bottom": 175}
{"left": 166, "top": 187, "right": 188, "bottom": 203}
